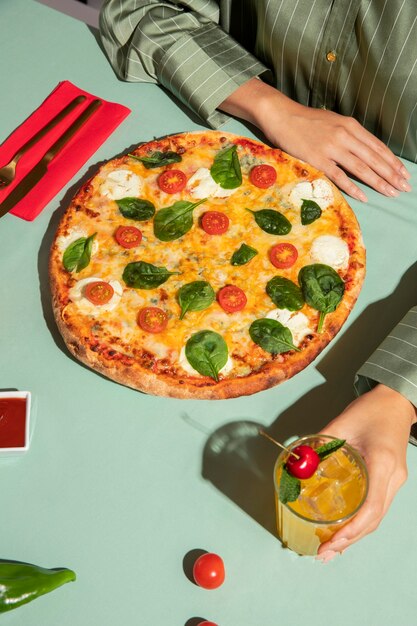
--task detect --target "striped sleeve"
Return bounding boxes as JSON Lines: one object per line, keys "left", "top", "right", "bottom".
{"left": 355, "top": 306, "right": 417, "bottom": 445}
{"left": 99, "top": 0, "right": 267, "bottom": 127}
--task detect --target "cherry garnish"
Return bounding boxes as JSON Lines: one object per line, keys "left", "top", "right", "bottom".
{"left": 285, "top": 445, "right": 320, "bottom": 479}
{"left": 259, "top": 430, "right": 320, "bottom": 479}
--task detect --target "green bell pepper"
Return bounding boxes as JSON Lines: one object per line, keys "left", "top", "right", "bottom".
{"left": 0, "top": 560, "right": 76, "bottom": 613}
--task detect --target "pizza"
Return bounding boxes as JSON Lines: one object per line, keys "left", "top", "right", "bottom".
{"left": 49, "top": 130, "right": 365, "bottom": 399}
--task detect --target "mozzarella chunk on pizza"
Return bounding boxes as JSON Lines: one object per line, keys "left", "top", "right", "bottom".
{"left": 57, "top": 227, "right": 99, "bottom": 254}
{"left": 69, "top": 277, "right": 123, "bottom": 314}
{"left": 266, "top": 309, "right": 313, "bottom": 346}
{"left": 50, "top": 130, "right": 365, "bottom": 399}
{"left": 186, "top": 167, "right": 238, "bottom": 199}
{"left": 99, "top": 169, "right": 143, "bottom": 200}
{"left": 289, "top": 178, "right": 334, "bottom": 209}
{"left": 310, "top": 235, "right": 349, "bottom": 270}
{"left": 178, "top": 346, "right": 234, "bottom": 376}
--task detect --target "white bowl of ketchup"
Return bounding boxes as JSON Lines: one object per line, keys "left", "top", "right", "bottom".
{"left": 0, "top": 391, "right": 31, "bottom": 455}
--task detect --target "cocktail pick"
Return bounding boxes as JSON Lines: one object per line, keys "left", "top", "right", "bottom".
{"left": 258, "top": 429, "right": 300, "bottom": 459}
{"left": 259, "top": 429, "right": 322, "bottom": 479}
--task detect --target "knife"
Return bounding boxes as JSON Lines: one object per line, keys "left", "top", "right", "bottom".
{"left": 4, "top": 94, "right": 87, "bottom": 166}
{"left": 0, "top": 98, "right": 102, "bottom": 219}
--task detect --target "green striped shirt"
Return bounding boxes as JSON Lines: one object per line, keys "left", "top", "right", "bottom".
{"left": 100, "top": 0, "right": 417, "bottom": 162}
{"left": 355, "top": 306, "right": 417, "bottom": 444}
{"left": 100, "top": 0, "right": 417, "bottom": 440}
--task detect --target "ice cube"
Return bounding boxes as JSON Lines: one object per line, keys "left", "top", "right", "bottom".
{"left": 298, "top": 477, "right": 347, "bottom": 521}
{"left": 318, "top": 454, "right": 351, "bottom": 482}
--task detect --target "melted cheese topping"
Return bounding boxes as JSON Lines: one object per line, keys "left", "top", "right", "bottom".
{"left": 53, "top": 133, "right": 360, "bottom": 380}
{"left": 288, "top": 178, "right": 334, "bottom": 209}
{"left": 99, "top": 169, "right": 143, "bottom": 200}
{"left": 265, "top": 309, "right": 312, "bottom": 346}
{"left": 69, "top": 277, "right": 123, "bottom": 314}
{"left": 57, "top": 227, "right": 99, "bottom": 255}
{"left": 310, "top": 235, "right": 349, "bottom": 270}
{"left": 179, "top": 346, "right": 234, "bottom": 375}
{"left": 186, "top": 167, "right": 238, "bottom": 199}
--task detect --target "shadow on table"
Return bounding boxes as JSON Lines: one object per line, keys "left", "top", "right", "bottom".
{"left": 201, "top": 261, "right": 417, "bottom": 536}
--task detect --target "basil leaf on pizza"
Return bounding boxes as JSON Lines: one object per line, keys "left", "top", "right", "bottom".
{"left": 300, "top": 199, "right": 322, "bottom": 225}
{"left": 178, "top": 281, "right": 215, "bottom": 319}
{"left": 63, "top": 233, "right": 96, "bottom": 272}
{"left": 50, "top": 130, "right": 365, "bottom": 399}
{"left": 266, "top": 276, "right": 304, "bottom": 311}
{"left": 129, "top": 150, "right": 182, "bottom": 169}
{"left": 185, "top": 330, "right": 228, "bottom": 381}
{"left": 231, "top": 243, "right": 258, "bottom": 266}
{"left": 154, "top": 199, "right": 207, "bottom": 241}
{"left": 249, "top": 318, "right": 299, "bottom": 354}
{"left": 298, "top": 264, "right": 345, "bottom": 333}
{"left": 210, "top": 145, "right": 242, "bottom": 189}
{"left": 247, "top": 209, "right": 292, "bottom": 235}
{"left": 116, "top": 197, "right": 155, "bottom": 221}
{"left": 122, "top": 261, "right": 179, "bottom": 289}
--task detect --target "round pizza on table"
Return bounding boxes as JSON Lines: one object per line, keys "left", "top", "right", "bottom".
{"left": 49, "top": 131, "right": 365, "bottom": 399}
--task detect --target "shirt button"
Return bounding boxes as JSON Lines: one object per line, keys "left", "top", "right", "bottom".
{"left": 326, "top": 50, "right": 337, "bottom": 62}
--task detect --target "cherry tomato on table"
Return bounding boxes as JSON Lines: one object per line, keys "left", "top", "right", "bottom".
{"left": 201, "top": 211, "right": 230, "bottom": 235}
{"left": 249, "top": 164, "right": 277, "bottom": 188}
{"left": 193, "top": 553, "right": 225, "bottom": 590}
{"left": 84, "top": 281, "right": 114, "bottom": 305}
{"left": 157, "top": 169, "right": 187, "bottom": 194}
{"left": 137, "top": 307, "right": 168, "bottom": 333}
{"left": 217, "top": 285, "right": 247, "bottom": 313}
{"left": 269, "top": 243, "right": 298, "bottom": 269}
{"left": 198, "top": 622, "right": 218, "bottom": 626}
{"left": 115, "top": 225, "right": 142, "bottom": 248}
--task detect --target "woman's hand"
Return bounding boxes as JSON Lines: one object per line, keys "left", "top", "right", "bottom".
{"left": 219, "top": 79, "right": 411, "bottom": 201}
{"left": 316, "top": 384, "right": 416, "bottom": 562}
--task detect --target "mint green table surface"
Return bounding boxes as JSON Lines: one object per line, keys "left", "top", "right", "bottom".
{"left": 1, "top": 2, "right": 417, "bottom": 624}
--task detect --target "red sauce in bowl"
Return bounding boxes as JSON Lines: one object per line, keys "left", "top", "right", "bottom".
{"left": 0, "top": 397, "right": 27, "bottom": 448}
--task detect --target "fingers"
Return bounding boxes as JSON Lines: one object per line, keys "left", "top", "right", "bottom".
{"left": 317, "top": 453, "right": 407, "bottom": 561}
{"left": 348, "top": 117, "right": 411, "bottom": 181}
{"left": 324, "top": 123, "right": 412, "bottom": 198}
{"left": 254, "top": 93, "right": 412, "bottom": 200}
{"left": 315, "top": 386, "right": 412, "bottom": 562}
{"left": 297, "top": 111, "right": 412, "bottom": 201}
{"left": 319, "top": 161, "right": 368, "bottom": 202}
{"left": 317, "top": 146, "right": 411, "bottom": 203}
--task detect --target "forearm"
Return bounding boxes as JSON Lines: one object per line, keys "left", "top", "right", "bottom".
{"left": 218, "top": 78, "right": 292, "bottom": 127}
{"left": 368, "top": 384, "right": 417, "bottom": 427}
{"left": 220, "top": 73, "right": 409, "bottom": 201}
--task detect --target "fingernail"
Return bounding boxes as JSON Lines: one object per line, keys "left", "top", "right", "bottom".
{"left": 315, "top": 550, "right": 338, "bottom": 563}
{"left": 327, "top": 537, "right": 349, "bottom": 552}
{"left": 400, "top": 165, "right": 411, "bottom": 179}
{"left": 356, "top": 190, "right": 368, "bottom": 202}
{"left": 400, "top": 179, "right": 412, "bottom": 192}
{"left": 386, "top": 186, "right": 399, "bottom": 197}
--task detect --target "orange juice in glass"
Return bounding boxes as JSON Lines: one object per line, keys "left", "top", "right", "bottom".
{"left": 274, "top": 435, "right": 368, "bottom": 556}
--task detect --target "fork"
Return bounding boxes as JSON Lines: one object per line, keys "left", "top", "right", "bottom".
{"left": 0, "top": 95, "right": 86, "bottom": 187}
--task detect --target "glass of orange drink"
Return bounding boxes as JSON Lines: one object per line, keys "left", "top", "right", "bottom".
{"left": 274, "top": 435, "right": 368, "bottom": 556}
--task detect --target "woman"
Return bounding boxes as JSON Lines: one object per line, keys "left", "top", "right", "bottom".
{"left": 99, "top": 0, "right": 417, "bottom": 558}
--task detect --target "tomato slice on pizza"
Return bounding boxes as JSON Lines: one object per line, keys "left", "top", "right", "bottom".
{"left": 50, "top": 131, "right": 365, "bottom": 399}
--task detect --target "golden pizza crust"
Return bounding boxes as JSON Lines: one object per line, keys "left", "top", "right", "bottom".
{"left": 49, "top": 131, "right": 365, "bottom": 399}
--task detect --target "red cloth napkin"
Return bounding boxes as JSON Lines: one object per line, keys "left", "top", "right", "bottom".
{"left": 0, "top": 80, "right": 131, "bottom": 220}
